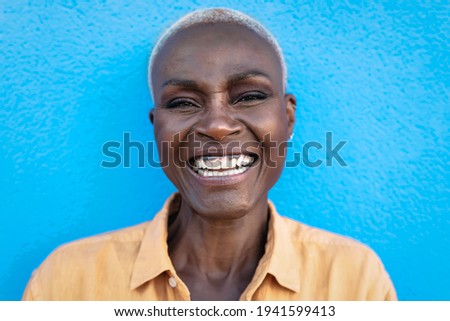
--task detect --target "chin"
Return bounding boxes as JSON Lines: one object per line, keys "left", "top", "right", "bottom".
{"left": 183, "top": 189, "right": 260, "bottom": 220}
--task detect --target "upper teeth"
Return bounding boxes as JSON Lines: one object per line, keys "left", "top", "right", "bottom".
{"left": 193, "top": 154, "right": 254, "bottom": 170}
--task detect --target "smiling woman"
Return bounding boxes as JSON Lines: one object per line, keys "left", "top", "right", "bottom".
{"left": 22, "top": 8, "right": 396, "bottom": 301}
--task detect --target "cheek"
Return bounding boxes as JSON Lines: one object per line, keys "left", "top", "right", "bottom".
{"left": 153, "top": 111, "right": 191, "bottom": 147}
{"left": 153, "top": 112, "right": 195, "bottom": 176}
{"left": 243, "top": 105, "right": 289, "bottom": 143}
{"left": 243, "top": 107, "right": 289, "bottom": 174}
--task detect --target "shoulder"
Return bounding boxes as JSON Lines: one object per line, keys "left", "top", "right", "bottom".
{"left": 281, "top": 215, "right": 376, "bottom": 254}
{"left": 48, "top": 221, "right": 149, "bottom": 262}
{"left": 23, "top": 221, "right": 150, "bottom": 300}
{"left": 277, "top": 214, "right": 388, "bottom": 273}
{"left": 277, "top": 216, "right": 397, "bottom": 300}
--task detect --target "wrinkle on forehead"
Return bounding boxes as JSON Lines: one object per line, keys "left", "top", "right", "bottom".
{"left": 151, "top": 23, "right": 284, "bottom": 97}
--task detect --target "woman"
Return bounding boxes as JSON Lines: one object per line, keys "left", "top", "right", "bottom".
{"left": 23, "top": 8, "right": 396, "bottom": 301}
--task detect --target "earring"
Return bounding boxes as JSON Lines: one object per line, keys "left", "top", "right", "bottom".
{"left": 290, "top": 133, "right": 294, "bottom": 140}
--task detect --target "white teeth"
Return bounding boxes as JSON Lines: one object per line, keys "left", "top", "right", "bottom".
{"left": 196, "top": 158, "right": 206, "bottom": 169}
{"left": 193, "top": 154, "right": 254, "bottom": 171}
{"left": 242, "top": 156, "right": 253, "bottom": 166}
{"left": 236, "top": 155, "right": 244, "bottom": 167}
{"left": 205, "top": 159, "right": 221, "bottom": 169}
{"left": 192, "top": 154, "right": 255, "bottom": 177}
{"left": 196, "top": 167, "right": 248, "bottom": 177}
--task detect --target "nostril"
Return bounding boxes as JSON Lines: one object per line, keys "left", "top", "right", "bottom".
{"left": 195, "top": 115, "right": 243, "bottom": 141}
{"left": 197, "top": 126, "right": 242, "bottom": 141}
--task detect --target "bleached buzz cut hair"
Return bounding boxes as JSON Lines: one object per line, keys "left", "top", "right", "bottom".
{"left": 148, "top": 8, "right": 287, "bottom": 98}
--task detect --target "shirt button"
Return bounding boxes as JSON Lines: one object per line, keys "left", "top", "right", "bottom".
{"left": 168, "top": 277, "right": 177, "bottom": 288}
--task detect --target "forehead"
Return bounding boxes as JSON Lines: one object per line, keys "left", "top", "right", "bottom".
{"left": 151, "top": 23, "right": 283, "bottom": 92}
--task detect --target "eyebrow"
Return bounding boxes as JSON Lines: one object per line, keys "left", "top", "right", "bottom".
{"left": 227, "top": 70, "right": 272, "bottom": 84}
{"left": 162, "top": 78, "right": 199, "bottom": 88}
{"left": 161, "top": 70, "right": 272, "bottom": 89}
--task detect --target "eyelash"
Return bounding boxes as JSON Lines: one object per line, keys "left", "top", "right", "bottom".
{"left": 165, "top": 98, "right": 199, "bottom": 109}
{"left": 233, "top": 92, "right": 268, "bottom": 104}
{"left": 164, "top": 91, "right": 268, "bottom": 109}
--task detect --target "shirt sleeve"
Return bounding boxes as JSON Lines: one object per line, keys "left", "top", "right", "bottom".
{"left": 365, "top": 249, "right": 398, "bottom": 301}
{"left": 382, "top": 271, "right": 397, "bottom": 301}
{"left": 21, "top": 246, "right": 68, "bottom": 301}
{"left": 22, "top": 268, "right": 40, "bottom": 300}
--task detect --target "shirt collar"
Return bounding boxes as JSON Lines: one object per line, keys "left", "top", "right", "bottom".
{"left": 265, "top": 200, "right": 301, "bottom": 293}
{"left": 130, "top": 195, "right": 177, "bottom": 290}
{"left": 130, "top": 194, "right": 301, "bottom": 294}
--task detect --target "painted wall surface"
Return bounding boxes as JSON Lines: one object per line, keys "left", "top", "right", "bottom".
{"left": 1, "top": 0, "right": 448, "bottom": 300}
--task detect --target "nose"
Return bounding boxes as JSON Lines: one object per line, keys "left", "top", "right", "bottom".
{"left": 195, "top": 102, "right": 243, "bottom": 141}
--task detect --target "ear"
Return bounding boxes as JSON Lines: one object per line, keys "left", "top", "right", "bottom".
{"left": 149, "top": 108, "right": 155, "bottom": 125}
{"left": 284, "top": 93, "right": 296, "bottom": 138}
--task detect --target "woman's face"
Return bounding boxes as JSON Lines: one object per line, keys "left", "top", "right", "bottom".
{"left": 150, "top": 23, "right": 295, "bottom": 219}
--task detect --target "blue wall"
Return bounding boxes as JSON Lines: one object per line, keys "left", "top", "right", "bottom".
{"left": 1, "top": 0, "right": 448, "bottom": 300}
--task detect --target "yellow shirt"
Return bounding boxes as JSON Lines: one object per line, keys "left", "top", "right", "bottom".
{"left": 23, "top": 194, "right": 397, "bottom": 300}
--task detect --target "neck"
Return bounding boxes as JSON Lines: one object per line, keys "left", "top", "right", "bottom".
{"left": 167, "top": 195, "right": 269, "bottom": 297}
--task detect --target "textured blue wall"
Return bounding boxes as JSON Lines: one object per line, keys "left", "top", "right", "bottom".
{"left": 1, "top": 0, "right": 448, "bottom": 300}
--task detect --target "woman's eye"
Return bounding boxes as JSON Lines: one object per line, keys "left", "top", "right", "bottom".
{"left": 234, "top": 92, "right": 267, "bottom": 104}
{"left": 165, "top": 99, "right": 199, "bottom": 109}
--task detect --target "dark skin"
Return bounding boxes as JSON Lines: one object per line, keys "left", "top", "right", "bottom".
{"left": 150, "top": 23, "right": 296, "bottom": 300}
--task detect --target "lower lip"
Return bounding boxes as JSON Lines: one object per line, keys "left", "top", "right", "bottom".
{"left": 187, "top": 164, "right": 256, "bottom": 186}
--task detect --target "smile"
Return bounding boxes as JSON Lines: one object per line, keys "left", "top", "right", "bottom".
{"left": 190, "top": 154, "right": 256, "bottom": 177}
